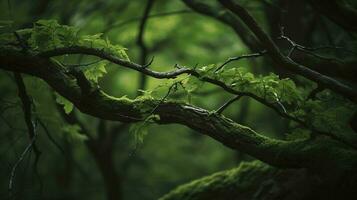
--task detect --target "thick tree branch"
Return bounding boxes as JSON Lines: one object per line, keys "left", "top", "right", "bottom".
{"left": 11, "top": 46, "right": 352, "bottom": 146}
{"left": 292, "top": 53, "right": 357, "bottom": 84}
{"left": 182, "top": 0, "right": 260, "bottom": 51}
{"left": 1, "top": 49, "right": 356, "bottom": 171}
{"left": 217, "top": 0, "right": 357, "bottom": 103}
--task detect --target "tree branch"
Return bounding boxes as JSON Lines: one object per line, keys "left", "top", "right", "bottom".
{"left": 137, "top": 0, "right": 155, "bottom": 92}
{"left": 0, "top": 49, "right": 319, "bottom": 169}
{"left": 1, "top": 49, "right": 356, "bottom": 170}
{"left": 182, "top": 0, "right": 260, "bottom": 51}
{"left": 215, "top": 50, "right": 266, "bottom": 73}
{"left": 6, "top": 46, "right": 352, "bottom": 147}
{"left": 13, "top": 73, "right": 41, "bottom": 158}
{"left": 38, "top": 46, "right": 196, "bottom": 79}
{"left": 217, "top": 0, "right": 357, "bottom": 103}
{"left": 12, "top": 72, "right": 43, "bottom": 194}
{"left": 215, "top": 95, "right": 241, "bottom": 114}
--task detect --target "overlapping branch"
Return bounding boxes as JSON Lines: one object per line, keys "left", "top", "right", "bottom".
{"left": 2, "top": 48, "right": 343, "bottom": 169}
{"left": 32, "top": 45, "right": 355, "bottom": 147}
{"left": 38, "top": 46, "right": 196, "bottom": 79}
{"left": 182, "top": 0, "right": 260, "bottom": 51}
{"left": 217, "top": 0, "right": 357, "bottom": 103}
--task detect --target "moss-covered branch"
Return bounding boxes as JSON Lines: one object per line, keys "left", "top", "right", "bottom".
{"left": 160, "top": 161, "right": 276, "bottom": 200}
{"left": 160, "top": 160, "right": 357, "bottom": 200}
{"left": 1, "top": 48, "right": 357, "bottom": 171}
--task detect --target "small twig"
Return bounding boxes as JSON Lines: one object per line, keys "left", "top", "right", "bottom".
{"left": 278, "top": 26, "right": 345, "bottom": 62}
{"left": 301, "top": 45, "right": 357, "bottom": 55}
{"left": 216, "top": 95, "right": 242, "bottom": 114}
{"left": 147, "top": 82, "right": 179, "bottom": 117}
{"left": 8, "top": 123, "right": 38, "bottom": 193}
{"left": 142, "top": 56, "right": 154, "bottom": 68}
{"left": 295, "top": 47, "right": 344, "bottom": 63}
{"left": 215, "top": 50, "right": 266, "bottom": 73}
{"left": 64, "top": 59, "right": 103, "bottom": 68}
{"left": 128, "top": 80, "right": 178, "bottom": 157}
{"left": 174, "top": 63, "right": 182, "bottom": 69}
{"left": 13, "top": 71, "right": 42, "bottom": 195}
{"left": 272, "top": 92, "right": 287, "bottom": 114}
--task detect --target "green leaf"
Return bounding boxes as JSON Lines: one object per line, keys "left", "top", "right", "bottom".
{"left": 184, "top": 76, "right": 204, "bottom": 93}
{"left": 196, "top": 64, "right": 216, "bottom": 77}
{"left": 84, "top": 61, "right": 108, "bottom": 82}
{"left": 29, "top": 20, "right": 62, "bottom": 50}
{"left": 26, "top": 20, "right": 130, "bottom": 61}
{"left": 129, "top": 115, "right": 159, "bottom": 144}
{"left": 79, "top": 33, "right": 129, "bottom": 60}
{"left": 55, "top": 93, "right": 74, "bottom": 114}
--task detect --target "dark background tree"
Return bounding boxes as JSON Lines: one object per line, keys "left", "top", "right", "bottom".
{"left": 0, "top": 0, "right": 356, "bottom": 199}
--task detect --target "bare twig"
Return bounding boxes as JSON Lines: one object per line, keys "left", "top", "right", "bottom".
{"left": 143, "top": 56, "right": 155, "bottom": 69}
{"left": 12, "top": 72, "right": 42, "bottom": 196}
{"left": 215, "top": 50, "right": 267, "bottom": 73}
{"left": 216, "top": 95, "right": 242, "bottom": 114}
{"left": 147, "top": 81, "right": 179, "bottom": 117}
{"left": 278, "top": 27, "right": 344, "bottom": 63}
{"left": 8, "top": 121, "right": 38, "bottom": 193}
{"left": 218, "top": 0, "right": 357, "bottom": 103}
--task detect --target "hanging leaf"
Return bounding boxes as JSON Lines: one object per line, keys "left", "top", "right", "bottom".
{"left": 83, "top": 61, "right": 108, "bottom": 82}
{"left": 55, "top": 93, "right": 74, "bottom": 114}
{"left": 129, "top": 115, "right": 159, "bottom": 144}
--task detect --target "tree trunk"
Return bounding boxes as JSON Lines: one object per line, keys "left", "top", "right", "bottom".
{"left": 87, "top": 141, "right": 122, "bottom": 200}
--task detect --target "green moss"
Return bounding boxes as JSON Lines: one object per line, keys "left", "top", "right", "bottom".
{"left": 159, "top": 161, "right": 275, "bottom": 200}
